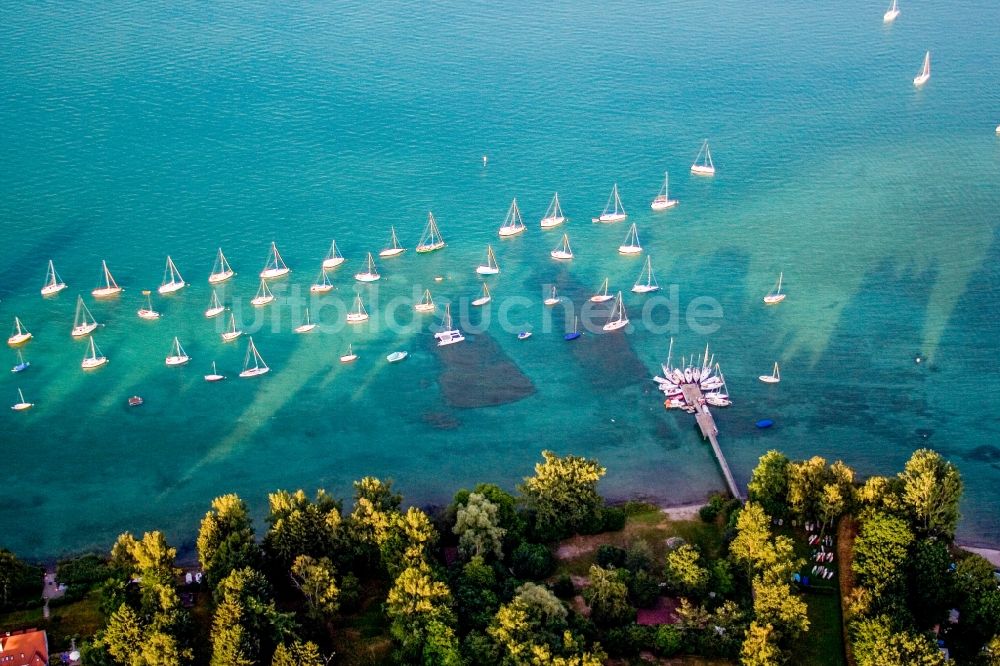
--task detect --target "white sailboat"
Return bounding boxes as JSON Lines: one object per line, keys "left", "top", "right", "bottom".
{"left": 205, "top": 290, "right": 225, "bottom": 318}
{"left": 650, "top": 172, "right": 679, "bottom": 210}
{"left": 913, "top": 51, "right": 930, "bottom": 87}
{"left": 379, "top": 226, "right": 406, "bottom": 258}
{"left": 602, "top": 292, "right": 629, "bottom": 331}
{"left": 137, "top": 290, "right": 160, "bottom": 321}
{"left": 205, "top": 361, "right": 226, "bottom": 382}
{"left": 11, "top": 388, "right": 33, "bottom": 411}
{"left": 92, "top": 260, "right": 123, "bottom": 298}
{"left": 346, "top": 294, "right": 369, "bottom": 323}
{"left": 416, "top": 213, "right": 446, "bottom": 253}
{"left": 310, "top": 267, "right": 334, "bottom": 293}
{"left": 759, "top": 362, "right": 781, "bottom": 384}
{"left": 883, "top": 0, "right": 900, "bottom": 23}
{"left": 208, "top": 248, "right": 235, "bottom": 283}
{"left": 158, "top": 256, "right": 187, "bottom": 294}
{"left": 543, "top": 285, "right": 560, "bottom": 306}
{"left": 691, "top": 140, "right": 716, "bottom": 176}
{"left": 593, "top": 184, "right": 627, "bottom": 223}
{"left": 7, "top": 317, "right": 31, "bottom": 346}
{"left": 251, "top": 279, "right": 275, "bottom": 307}
{"left": 354, "top": 252, "right": 381, "bottom": 282}
{"left": 73, "top": 295, "right": 101, "bottom": 335}
{"left": 498, "top": 198, "right": 527, "bottom": 237}
{"left": 295, "top": 308, "right": 316, "bottom": 333}
{"left": 476, "top": 245, "right": 500, "bottom": 275}
{"left": 322, "top": 240, "right": 346, "bottom": 269}
{"left": 550, "top": 233, "right": 574, "bottom": 260}
{"left": 239, "top": 337, "right": 269, "bottom": 378}
{"left": 618, "top": 223, "right": 642, "bottom": 255}
{"left": 540, "top": 192, "right": 566, "bottom": 229}
{"left": 81, "top": 336, "right": 108, "bottom": 369}
{"left": 591, "top": 277, "right": 614, "bottom": 303}
{"left": 631, "top": 256, "right": 660, "bottom": 293}
{"left": 340, "top": 343, "right": 358, "bottom": 363}
{"left": 221, "top": 312, "right": 243, "bottom": 342}
{"left": 414, "top": 289, "right": 435, "bottom": 313}
{"left": 165, "top": 336, "right": 191, "bottom": 366}
{"left": 260, "top": 242, "right": 290, "bottom": 279}
{"left": 41, "top": 260, "right": 67, "bottom": 296}
{"left": 472, "top": 282, "right": 492, "bottom": 307}
{"left": 763, "top": 272, "right": 786, "bottom": 304}
{"left": 435, "top": 303, "right": 465, "bottom": 346}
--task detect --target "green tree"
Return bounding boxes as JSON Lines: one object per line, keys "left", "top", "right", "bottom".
{"left": 264, "top": 489, "right": 342, "bottom": 568}
{"left": 0, "top": 548, "right": 44, "bottom": 609}
{"left": 852, "top": 512, "right": 914, "bottom": 600}
{"left": 272, "top": 641, "right": 325, "bottom": 666}
{"left": 857, "top": 475, "right": 905, "bottom": 515}
{"left": 786, "top": 455, "right": 831, "bottom": 521}
{"left": 907, "top": 538, "right": 953, "bottom": 629}
{"left": 747, "top": 450, "right": 790, "bottom": 518}
{"left": 102, "top": 603, "right": 144, "bottom": 663}
{"left": 290, "top": 555, "right": 339, "bottom": 621}
{"left": 664, "top": 544, "right": 709, "bottom": 597}
{"left": 454, "top": 492, "right": 506, "bottom": 560}
{"left": 380, "top": 507, "right": 438, "bottom": 578}
{"left": 818, "top": 483, "right": 847, "bottom": 533}
{"left": 347, "top": 477, "right": 402, "bottom": 566}
{"left": 489, "top": 582, "right": 572, "bottom": 663}
{"left": 197, "top": 494, "right": 261, "bottom": 588}
{"left": 740, "top": 621, "right": 782, "bottom": 666}
{"left": 852, "top": 614, "right": 945, "bottom": 666}
{"left": 385, "top": 562, "right": 456, "bottom": 660}
{"left": 752, "top": 569, "right": 809, "bottom": 639}
{"left": 519, "top": 451, "right": 606, "bottom": 540}
{"left": 583, "top": 565, "right": 633, "bottom": 627}
{"left": 454, "top": 555, "right": 500, "bottom": 632}
{"left": 210, "top": 567, "right": 293, "bottom": 666}
{"left": 898, "top": 449, "right": 963, "bottom": 538}
{"left": 422, "top": 620, "right": 463, "bottom": 665}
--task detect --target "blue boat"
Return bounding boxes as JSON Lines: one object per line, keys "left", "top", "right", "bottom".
{"left": 756, "top": 419, "right": 774, "bottom": 429}
{"left": 11, "top": 351, "right": 29, "bottom": 373}
{"left": 564, "top": 316, "right": 581, "bottom": 341}
{"left": 517, "top": 331, "right": 532, "bottom": 340}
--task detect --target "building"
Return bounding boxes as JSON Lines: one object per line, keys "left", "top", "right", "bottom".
{"left": 0, "top": 629, "right": 48, "bottom": 666}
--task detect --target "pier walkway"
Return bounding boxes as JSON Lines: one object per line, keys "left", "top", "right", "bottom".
{"left": 680, "top": 383, "right": 744, "bottom": 502}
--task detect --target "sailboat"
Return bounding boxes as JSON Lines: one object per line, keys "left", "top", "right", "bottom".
{"left": 208, "top": 248, "right": 236, "bottom": 283}
{"left": 379, "top": 226, "right": 406, "bottom": 258}
{"left": 543, "top": 285, "right": 560, "bottom": 306}
{"left": 239, "top": 337, "right": 270, "bottom": 377}
{"left": 650, "top": 172, "right": 679, "bottom": 210}
{"left": 11, "top": 349, "right": 29, "bottom": 373}
{"left": 322, "top": 240, "right": 345, "bottom": 269}
{"left": 759, "top": 362, "right": 781, "bottom": 384}
{"left": 205, "top": 361, "right": 226, "bottom": 382}
{"left": 476, "top": 245, "right": 500, "bottom": 275}
{"left": 540, "top": 192, "right": 566, "bottom": 229}
{"left": 81, "top": 336, "right": 108, "bottom": 369}
{"left": 251, "top": 279, "right": 275, "bottom": 307}
{"left": 165, "top": 336, "right": 191, "bottom": 366}
{"left": 416, "top": 212, "right": 446, "bottom": 253}
{"left": 618, "top": 223, "right": 642, "bottom": 255}
{"left": 763, "top": 272, "right": 786, "bottom": 304}
{"left": 73, "top": 295, "right": 101, "bottom": 335}
{"left": 498, "top": 198, "right": 527, "bottom": 237}
{"left": 913, "top": 51, "right": 930, "bottom": 87}
{"left": 310, "top": 267, "right": 334, "bottom": 293}
{"left": 346, "top": 294, "right": 369, "bottom": 323}
{"left": 205, "top": 290, "right": 225, "bottom": 318}
{"left": 550, "top": 233, "right": 574, "bottom": 260}
{"left": 158, "top": 256, "right": 187, "bottom": 294}
{"left": 92, "top": 260, "right": 123, "bottom": 298}
{"left": 260, "top": 242, "right": 290, "bottom": 279}
{"left": 354, "top": 252, "right": 381, "bottom": 282}
{"left": 472, "top": 282, "right": 492, "bottom": 307}
{"left": 435, "top": 303, "right": 465, "bottom": 346}
{"left": 41, "top": 260, "right": 67, "bottom": 296}
{"left": 137, "top": 290, "right": 160, "bottom": 321}
{"left": 7, "top": 317, "right": 31, "bottom": 346}
{"left": 564, "top": 316, "right": 581, "bottom": 341}
{"left": 221, "top": 312, "right": 243, "bottom": 342}
{"left": 11, "top": 388, "right": 33, "bottom": 411}
{"left": 883, "top": 0, "right": 900, "bottom": 22}
{"left": 414, "top": 289, "right": 435, "bottom": 313}
{"left": 593, "top": 184, "right": 627, "bottom": 223}
{"left": 295, "top": 308, "right": 316, "bottom": 333}
{"left": 591, "top": 277, "right": 614, "bottom": 303}
{"left": 340, "top": 343, "right": 358, "bottom": 363}
{"left": 632, "top": 256, "right": 660, "bottom": 293}
{"left": 602, "top": 292, "right": 629, "bottom": 331}
{"left": 691, "top": 140, "right": 716, "bottom": 176}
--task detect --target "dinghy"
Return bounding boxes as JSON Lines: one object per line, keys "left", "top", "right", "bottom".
{"left": 41, "top": 260, "right": 67, "bottom": 296}
{"left": 7, "top": 317, "right": 31, "bottom": 346}
{"left": 550, "top": 233, "right": 574, "bottom": 260}
{"left": 208, "top": 247, "right": 236, "bottom": 283}
{"left": 346, "top": 294, "right": 369, "bottom": 323}
{"left": 165, "top": 336, "right": 191, "bottom": 366}
{"left": 631, "top": 256, "right": 660, "bottom": 293}
{"left": 239, "top": 337, "right": 270, "bottom": 377}
{"left": 518, "top": 331, "right": 533, "bottom": 340}
{"left": 540, "top": 192, "right": 566, "bottom": 229}
{"left": 251, "top": 279, "right": 275, "bottom": 307}
{"left": 416, "top": 213, "right": 446, "bottom": 253}
{"left": 322, "top": 240, "right": 345, "bottom": 269}
{"left": 295, "top": 308, "right": 317, "bottom": 333}
{"left": 379, "top": 226, "right": 406, "bottom": 258}
{"left": 354, "top": 252, "right": 381, "bottom": 282}
{"left": 158, "top": 256, "right": 187, "bottom": 294}
{"left": 137, "top": 290, "right": 161, "bottom": 321}
{"left": 73, "top": 295, "right": 101, "bottom": 335}
{"left": 81, "top": 336, "right": 108, "bottom": 369}
{"left": 590, "top": 277, "right": 614, "bottom": 303}
{"left": 650, "top": 172, "right": 679, "bottom": 210}
{"left": 205, "top": 290, "right": 225, "bottom": 318}
{"left": 602, "top": 292, "right": 629, "bottom": 331}
{"left": 221, "top": 312, "right": 243, "bottom": 342}
{"left": 414, "top": 289, "right": 435, "bottom": 313}
{"left": 691, "top": 140, "right": 715, "bottom": 176}
{"left": 592, "top": 184, "right": 627, "bottom": 223}
{"left": 260, "top": 242, "right": 290, "bottom": 279}
{"left": 476, "top": 245, "right": 500, "bottom": 275}
{"left": 92, "top": 260, "right": 123, "bottom": 298}
{"left": 618, "top": 223, "right": 642, "bottom": 255}
{"left": 498, "top": 198, "right": 527, "bottom": 237}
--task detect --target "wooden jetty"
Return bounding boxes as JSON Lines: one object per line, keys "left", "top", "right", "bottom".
{"left": 680, "top": 383, "right": 744, "bottom": 501}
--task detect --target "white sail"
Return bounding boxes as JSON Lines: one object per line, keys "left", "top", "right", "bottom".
{"left": 81, "top": 336, "right": 108, "bottom": 369}
{"left": 602, "top": 292, "right": 629, "bottom": 331}
{"left": 691, "top": 140, "right": 715, "bottom": 176}
{"left": 650, "top": 172, "right": 679, "bottom": 210}
{"left": 7, "top": 317, "right": 32, "bottom": 346}
{"left": 759, "top": 362, "right": 781, "bottom": 384}
{"left": 763, "top": 272, "right": 786, "bottom": 304}
{"left": 310, "top": 267, "right": 334, "bottom": 293}
{"left": 593, "top": 184, "right": 627, "bottom": 223}
{"left": 92, "top": 260, "right": 123, "bottom": 298}
{"left": 415, "top": 289, "right": 435, "bottom": 313}
{"left": 205, "top": 289, "right": 225, "bottom": 318}
{"left": 618, "top": 223, "right": 642, "bottom": 255}
{"left": 354, "top": 252, "right": 381, "bottom": 282}
{"left": 591, "top": 277, "right": 613, "bottom": 303}
{"left": 631, "top": 256, "right": 660, "bottom": 293}
{"left": 41, "top": 260, "right": 67, "bottom": 296}
{"left": 550, "top": 233, "right": 574, "bottom": 260}
{"left": 158, "top": 256, "right": 187, "bottom": 294}
{"left": 543, "top": 285, "right": 560, "bottom": 306}
{"left": 498, "top": 198, "right": 527, "bottom": 237}
{"left": 540, "top": 192, "right": 566, "bottom": 229}
{"left": 913, "top": 51, "right": 930, "bottom": 87}
{"left": 260, "top": 242, "right": 290, "bottom": 279}
{"left": 239, "top": 337, "right": 270, "bottom": 377}
{"left": 883, "top": 0, "right": 900, "bottom": 23}
{"left": 476, "top": 245, "right": 500, "bottom": 275}
{"left": 379, "top": 226, "right": 406, "bottom": 258}
{"left": 416, "top": 213, "right": 446, "bottom": 253}
{"left": 73, "top": 295, "right": 100, "bottom": 335}
{"left": 165, "top": 336, "right": 191, "bottom": 366}
{"left": 209, "top": 248, "right": 235, "bottom": 283}
{"left": 251, "top": 279, "right": 275, "bottom": 307}
{"left": 322, "top": 240, "right": 345, "bottom": 269}
{"left": 347, "top": 293, "right": 369, "bottom": 323}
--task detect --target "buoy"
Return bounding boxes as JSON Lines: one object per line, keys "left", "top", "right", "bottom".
{"left": 482, "top": 155, "right": 488, "bottom": 166}
{"left": 755, "top": 419, "right": 774, "bottom": 429}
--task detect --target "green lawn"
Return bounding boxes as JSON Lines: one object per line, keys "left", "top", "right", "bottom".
{"left": 0, "top": 589, "right": 104, "bottom": 655}
{"left": 794, "top": 590, "right": 847, "bottom": 666}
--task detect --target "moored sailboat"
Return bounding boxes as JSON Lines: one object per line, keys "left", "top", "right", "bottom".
{"left": 208, "top": 248, "right": 236, "bottom": 283}
{"left": 41, "top": 260, "right": 67, "bottom": 296}
{"left": 592, "top": 184, "right": 627, "bottom": 223}
{"left": 540, "top": 192, "right": 566, "bottom": 229}
{"left": 11, "top": 388, "right": 33, "bottom": 411}
{"left": 631, "top": 256, "right": 660, "bottom": 293}
{"left": 471, "top": 282, "right": 492, "bottom": 307}
{"left": 354, "top": 252, "right": 381, "bottom": 282}
{"left": 81, "top": 336, "right": 108, "bottom": 369}
{"left": 221, "top": 312, "right": 243, "bottom": 342}
{"left": 435, "top": 303, "right": 465, "bottom": 346}
{"left": 763, "top": 272, "right": 786, "bottom": 304}
{"left": 650, "top": 172, "right": 679, "bottom": 210}
{"left": 340, "top": 343, "right": 358, "bottom": 363}
{"left": 7, "top": 317, "right": 31, "bottom": 346}
{"left": 618, "top": 223, "right": 642, "bottom": 255}
{"left": 883, "top": 0, "right": 900, "bottom": 22}
{"left": 346, "top": 294, "right": 369, "bottom": 323}
{"left": 310, "top": 267, "right": 335, "bottom": 293}
{"left": 564, "top": 316, "right": 581, "bottom": 341}
{"left": 295, "top": 308, "right": 317, "bottom": 333}
{"left": 11, "top": 350, "right": 29, "bottom": 373}
{"left": 205, "top": 290, "right": 225, "bottom": 318}
{"left": 379, "top": 226, "right": 406, "bottom": 258}
{"left": 239, "top": 337, "right": 269, "bottom": 377}
{"left": 137, "top": 290, "right": 161, "bottom": 321}
{"left": 260, "top": 242, "right": 290, "bottom": 279}
{"left": 602, "top": 292, "right": 629, "bottom": 331}
{"left": 414, "top": 289, "right": 435, "bottom": 313}
{"left": 591, "top": 277, "right": 614, "bottom": 303}
{"left": 251, "top": 279, "right": 275, "bottom": 307}
{"left": 158, "top": 256, "right": 187, "bottom": 294}
{"left": 498, "top": 198, "right": 527, "bottom": 237}
{"left": 543, "top": 285, "right": 560, "bottom": 306}
{"left": 759, "top": 362, "right": 781, "bottom": 384}
{"left": 550, "top": 233, "right": 574, "bottom": 260}
{"left": 205, "top": 361, "right": 226, "bottom": 382}
{"left": 73, "top": 295, "right": 101, "bottom": 335}
{"left": 476, "top": 245, "right": 500, "bottom": 275}
{"left": 691, "top": 140, "right": 716, "bottom": 176}
{"left": 416, "top": 213, "right": 446, "bottom": 253}
{"left": 913, "top": 51, "right": 930, "bottom": 87}
{"left": 322, "top": 240, "right": 345, "bottom": 269}
{"left": 165, "top": 336, "right": 191, "bottom": 366}
{"left": 92, "top": 260, "right": 123, "bottom": 298}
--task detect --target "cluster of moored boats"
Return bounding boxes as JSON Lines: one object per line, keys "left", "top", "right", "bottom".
{"left": 654, "top": 342, "right": 732, "bottom": 412}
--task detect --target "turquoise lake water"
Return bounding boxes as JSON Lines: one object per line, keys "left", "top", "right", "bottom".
{"left": 2, "top": 0, "right": 999, "bottom": 558}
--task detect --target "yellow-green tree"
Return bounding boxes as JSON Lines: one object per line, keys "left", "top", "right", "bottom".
{"left": 519, "top": 451, "right": 606, "bottom": 540}
{"left": 196, "top": 494, "right": 260, "bottom": 588}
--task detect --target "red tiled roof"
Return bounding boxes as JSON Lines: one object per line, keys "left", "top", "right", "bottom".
{"left": 0, "top": 629, "right": 48, "bottom": 666}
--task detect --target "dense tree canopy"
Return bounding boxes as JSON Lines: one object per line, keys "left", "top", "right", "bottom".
{"left": 747, "top": 450, "right": 790, "bottom": 518}
{"left": 264, "top": 489, "right": 342, "bottom": 568}
{"left": 898, "top": 448, "right": 962, "bottom": 539}
{"left": 664, "top": 544, "right": 709, "bottom": 598}
{"left": 196, "top": 494, "right": 261, "bottom": 588}
{"left": 454, "top": 492, "right": 506, "bottom": 560}
{"left": 519, "top": 451, "right": 606, "bottom": 540}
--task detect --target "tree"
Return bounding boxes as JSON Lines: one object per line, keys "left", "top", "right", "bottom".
{"left": 454, "top": 556, "right": 500, "bottom": 632}
{"left": 0, "top": 548, "right": 43, "bottom": 609}
{"left": 664, "top": 544, "right": 709, "bottom": 597}
{"left": 454, "top": 492, "right": 506, "bottom": 560}
{"left": 852, "top": 512, "right": 914, "bottom": 600}
{"left": 952, "top": 555, "right": 1000, "bottom": 660}
{"left": 852, "top": 614, "right": 945, "bottom": 666}
{"left": 519, "top": 451, "right": 606, "bottom": 540}
{"left": 729, "top": 502, "right": 775, "bottom": 574}
{"left": 786, "top": 456, "right": 830, "bottom": 521}
{"left": 898, "top": 449, "right": 963, "bottom": 538}
{"left": 752, "top": 569, "right": 809, "bottom": 639}
{"left": 197, "top": 494, "right": 261, "bottom": 588}
{"left": 818, "top": 483, "right": 847, "bottom": 534}
{"left": 740, "top": 621, "right": 782, "bottom": 666}
{"left": 272, "top": 641, "right": 325, "bottom": 666}
{"left": 385, "top": 562, "right": 456, "bottom": 660}
{"left": 347, "top": 477, "right": 402, "bottom": 566}
{"left": 583, "top": 565, "right": 633, "bottom": 627}
{"left": 290, "top": 555, "right": 339, "bottom": 621}
{"left": 210, "top": 567, "right": 293, "bottom": 666}
{"left": 421, "top": 620, "right": 463, "bottom": 665}
{"left": 907, "top": 538, "right": 953, "bottom": 629}
{"left": 857, "top": 475, "right": 905, "bottom": 515}
{"left": 381, "top": 507, "right": 438, "bottom": 578}
{"left": 489, "top": 583, "right": 571, "bottom": 663}
{"left": 102, "top": 603, "right": 144, "bottom": 663}
{"left": 747, "top": 451, "right": 790, "bottom": 518}
{"left": 264, "top": 489, "right": 342, "bottom": 568}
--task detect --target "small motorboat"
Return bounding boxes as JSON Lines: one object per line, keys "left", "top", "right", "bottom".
{"left": 128, "top": 396, "right": 144, "bottom": 407}
{"left": 517, "top": 331, "right": 532, "bottom": 340}
{"left": 387, "top": 351, "right": 408, "bottom": 363}
{"left": 755, "top": 419, "right": 774, "bottom": 429}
